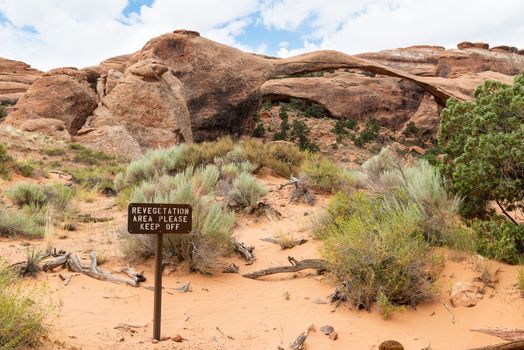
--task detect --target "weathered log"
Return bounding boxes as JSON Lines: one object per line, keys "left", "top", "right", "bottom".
{"left": 242, "top": 256, "right": 326, "bottom": 279}
{"left": 121, "top": 267, "right": 146, "bottom": 282}
{"left": 470, "top": 329, "right": 524, "bottom": 342}
{"left": 233, "top": 240, "right": 256, "bottom": 264}
{"left": 42, "top": 251, "right": 141, "bottom": 287}
{"left": 467, "top": 340, "right": 524, "bottom": 350}
{"left": 260, "top": 237, "right": 308, "bottom": 249}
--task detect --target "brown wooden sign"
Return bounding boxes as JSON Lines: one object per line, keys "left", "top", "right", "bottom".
{"left": 127, "top": 203, "right": 192, "bottom": 235}
{"left": 127, "top": 202, "right": 192, "bottom": 341}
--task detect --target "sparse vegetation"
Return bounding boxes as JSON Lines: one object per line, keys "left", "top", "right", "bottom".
{"left": 354, "top": 118, "right": 380, "bottom": 147}
{"left": 402, "top": 121, "right": 419, "bottom": 137}
{"left": 15, "top": 160, "right": 37, "bottom": 177}
{"left": 252, "top": 123, "right": 266, "bottom": 138}
{"left": 69, "top": 143, "right": 115, "bottom": 165}
{"left": 518, "top": 266, "right": 524, "bottom": 296}
{"left": 5, "top": 181, "right": 74, "bottom": 211}
{"left": 40, "top": 147, "right": 66, "bottom": 157}
{"left": 273, "top": 109, "right": 290, "bottom": 141}
{"left": 228, "top": 173, "right": 268, "bottom": 210}
{"left": 473, "top": 218, "right": 524, "bottom": 264}
{"left": 300, "top": 155, "right": 351, "bottom": 192}
{"left": 304, "top": 103, "right": 327, "bottom": 118}
{"left": 331, "top": 119, "right": 357, "bottom": 143}
{"left": 0, "top": 143, "right": 13, "bottom": 179}
{"left": 290, "top": 119, "right": 319, "bottom": 152}
{"left": 0, "top": 262, "right": 48, "bottom": 349}
{"left": 0, "top": 209, "right": 44, "bottom": 237}
{"left": 262, "top": 101, "right": 272, "bottom": 111}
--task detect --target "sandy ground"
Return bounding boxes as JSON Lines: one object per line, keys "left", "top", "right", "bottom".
{"left": 1, "top": 175, "right": 524, "bottom": 350}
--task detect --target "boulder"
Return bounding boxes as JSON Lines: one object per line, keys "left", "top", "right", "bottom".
{"left": 405, "top": 94, "right": 440, "bottom": 133}
{"left": 85, "top": 59, "right": 193, "bottom": 151}
{"left": 19, "top": 118, "right": 71, "bottom": 142}
{"left": 457, "top": 41, "right": 489, "bottom": 50}
{"left": 450, "top": 281, "right": 484, "bottom": 307}
{"left": 490, "top": 45, "right": 519, "bottom": 54}
{"left": 6, "top": 67, "right": 98, "bottom": 135}
{"left": 379, "top": 340, "right": 404, "bottom": 350}
{"left": 74, "top": 126, "right": 141, "bottom": 159}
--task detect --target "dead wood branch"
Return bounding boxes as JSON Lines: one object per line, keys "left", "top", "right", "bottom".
{"left": 233, "top": 240, "right": 255, "bottom": 264}
{"left": 272, "top": 177, "right": 315, "bottom": 205}
{"left": 260, "top": 237, "right": 308, "bottom": 249}
{"left": 242, "top": 256, "right": 326, "bottom": 279}
{"left": 467, "top": 340, "right": 524, "bottom": 350}
{"left": 42, "top": 251, "right": 141, "bottom": 287}
{"left": 222, "top": 263, "right": 240, "bottom": 273}
{"left": 470, "top": 329, "right": 524, "bottom": 342}
{"left": 121, "top": 267, "right": 146, "bottom": 282}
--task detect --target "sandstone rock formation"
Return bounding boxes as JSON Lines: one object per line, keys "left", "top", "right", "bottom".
{"left": 84, "top": 59, "right": 192, "bottom": 152}
{"left": 450, "top": 281, "right": 484, "bottom": 307}
{"left": 0, "top": 57, "right": 42, "bottom": 103}
{"left": 6, "top": 67, "right": 98, "bottom": 139}
{"left": 3, "top": 30, "right": 524, "bottom": 157}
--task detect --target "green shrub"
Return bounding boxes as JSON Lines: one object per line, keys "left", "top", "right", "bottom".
{"left": 300, "top": 156, "right": 351, "bottom": 192}
{"left": 304, "top": 103, "right": 327, "bottom": 118}
{"left": 0, "top": 210, "right": 44, "bottom": 237}
{"left": 474, "top": 218, "right": 524, "bottom": 264}
{"left": 0, "top": 105, "right": 6, "bottom": 120}
{"left": 290, "top": 120, "right": 319, "bottom": 152}
{"left": 0, "top": 143, "right": 13, "bottom": 180}
{"left": 355, "top": 119, "right": 380, "bottom": 147}
{"left": 264, "top": 142, "right": 306, "bottom": 177}
{"left": 252, "top": 123, "right": 266, "bottom": 138}
{"left": 15, "top": 160, "right": 37, "bottom": 178}
{"left": 193, "top": 165, "right": 220, "bottom": 195}
{"left": 0, "top": 263, "right": 47, "bottom": 348}
{"left": 288, "top": 98, "right": 307, "bottom": 112}
{"left": 123, "top": 173, "right": 235, "bottom": 274}
{"left": 331, "top": 119, "right": 357, "bottom": 143}
{"left": 262, "top": 101, "right": 272, "bottom": 111}
{"left": 439, "top": 73, "right": 524, "bottom": 218}
{"left": 70, "top": 165, "right": 121, "bottom": 193}
{"left": 273, "top": 110, "right": 290, "bottom": 141}
{"left": 5, "top": 182, "right": 74, "bottom": 211}
{"left": 320, "top": 191, "right": 442, "bottom": 313}
{"left": 402, "top": 121, "right": 419, "bottom": 137}
{"left": 5, "top": 182, "right": 47, "bottom": 208}
{"left": 221, "top": 161, "right": 255, "bottom": 181}
{"left": 229, "top": 173, "right": 268, "bottom": 210}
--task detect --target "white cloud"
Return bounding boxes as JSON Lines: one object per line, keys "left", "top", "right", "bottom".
{"left": 0, "top": 0, "right": 523, "bottom": 71}
{"left": 0, "top": 0, "right": 260, "bottom": 70}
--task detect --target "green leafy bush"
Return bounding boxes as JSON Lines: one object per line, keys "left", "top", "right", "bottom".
{"left": 273, "top": 109, "right": 290, "bottom": 141}
{"left": 252, "top": 123, "right": 266, "bottom": 138}
{"left": 355, "top": 119, "right": 380, "bottom": 147}
{"left": 40, "top": 147, "right": 66, "bottom": 156}
{"left": 262, "top": 101, "right": 272, "bottom": 111}
{"left": 5, "top": 182, "right": 47, "bottom": 208}
{"left": 15, "top": 160, "right": 37, "bottom": 178}
{"left": 402, "top": 121, "right": 419, "bottom": 137}
{"left": 320, "top": 191, "right": 442, "bottom": 314}
{"left": 304, "top": 103, "right": 327, "bottom": 118}
{"left": 439, "top": 72, "right": 524, "bottom": 218}
{"left": 290, "top": 120, "right": 319, "bottom": 152}
{"left": 0, "top": 263, "right": 47, "bottom": 349}
{"left": 228, "top": 173, "right": 268, "bottom": 210}
{"left": 70, "top": 165, "right": 121, "bottom": 193}
{"left": 300, "top": 156, "right": 352, "bottom": 192}
{"left": 69, "top": 143, "right": 114, "bottom": 165}
{"left": 474, "top": 218, "right": 524, "bottom": 264}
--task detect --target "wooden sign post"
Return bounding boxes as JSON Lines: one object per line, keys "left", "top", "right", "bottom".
{"left": 127, "top": 203, "right": 192, "bottom": 341}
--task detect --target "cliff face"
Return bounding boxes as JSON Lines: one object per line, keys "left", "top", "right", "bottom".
{"left": 4, "top": 32, "right": 524, "bottom": 158}
{"left": 0, "top": 57, "right": 42, "bottom": 103}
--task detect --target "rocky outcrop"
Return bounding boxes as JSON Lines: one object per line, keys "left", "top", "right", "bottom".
{"left": 6, "top": 67, "right": 98, "bottom": 135}
{"left": 4, "top": 33, "right": 524, "bottom": 154}
{"left": 450, "top": 281, "right": 484, "bottom": 307}
{"left": 84, "top": 59, "right": 192, "bottom": 155}
{"left": 128, "top": 32, "right": 274, "bottom": 141}
{"left": 0, "top": 57, "right": 42, "bottom": 103}
{"left": 261, "top": 71, "right": 426, "bottom": 129}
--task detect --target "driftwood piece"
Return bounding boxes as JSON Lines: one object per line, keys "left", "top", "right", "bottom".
{"left": 260, "top": 237, "right": 308, "bottom": 249}
{"left": 467, "top": 340, "right": 524, "bottom": 350}
{"left": 470, "top": 329, "right": 524, "bottom": 342}
{"left": 233, "top": 240, "right": 256, "bottom": 264}
{"left": 121, "top": 267, "right": 146, "bottom": 282}
{"left": 273, "top": 177, "right": 315, "bottom": 205}
{"left": 222, "top": 263, "right": 240, "bottom": 273}
{"left": 242, "top": 256, "right": 326, "bottom": 279}
{"left": 42, "top": 251, "right": 141, "bottom": 287}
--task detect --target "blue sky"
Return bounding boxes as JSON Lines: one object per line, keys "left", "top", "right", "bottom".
{"left": 0, "top": 0, "right": 523, "bottom": 70}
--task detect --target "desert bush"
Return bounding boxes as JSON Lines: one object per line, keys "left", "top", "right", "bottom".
{"left": 40, "top": 147, "right": 66, "bottom": 157}
{"left": 229, "top": 173, "right": 268, "bottom": 210}
{"left": 349, "top": 148, "right": 470, "bottom": 250}
{"left": 290, "top": 119, "right": 319, "bottom": 152}
{"left": 262, "top": 101, "right": 272, "bottom": 111}
{"left": 320, "top": 191, "right": 442, "bottom": 314}
{"left": 0, "top": 209, "right": 44, "bottom": 237}
{"left": 240, "top": 139, "right": 306, "bottom": 177}
{"left": 331, "top": 119, "right": 357, "bottom": 143}
{"left": 70, "top": 165, "right": 121, "bottom": 194}
{"left": 15, "top": 160, "right": 37, "bottom": 177}
{"left": 273, "top": 109, "right": 290, "bottom": 141}
{"left": 402, "top": 121, "right": 419, "bottom": 137}
{"left": 123, "top": 172, "right": 235, "bottom": 274}
{"left": 220, "top": 161, "right": 255, "bottom": 181}
{"left": 300, "top": 155, "right": 352, "bottom": 192}
{"left": 0, "top": 263, "right": 47, "bottom": 349}
{"left": 5, "top": 182, "right": 47, "bottom": 208}
{"left": 193, "top": 165, "right": 220, "bottom": 195}
{"left": 0, "top": 143, "right": 13, "bottom": 179}
{"left": 0, "top": 105, "right": 5, "bottom": 120}
{"left": 252, "top": 123, "right": 266, "bottom": 138}
{"left": 355, "top": 118, "right": 380, "bottom": 147}
{"left": 473, "top": 217, "right": 524, "bottom": 264}
{"left": 304, "top": 103, "right": 327, "bottom": 118}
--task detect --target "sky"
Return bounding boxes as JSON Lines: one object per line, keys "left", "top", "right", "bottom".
{"left": 0, "top": 0, "right": 523, "bottom": 71}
